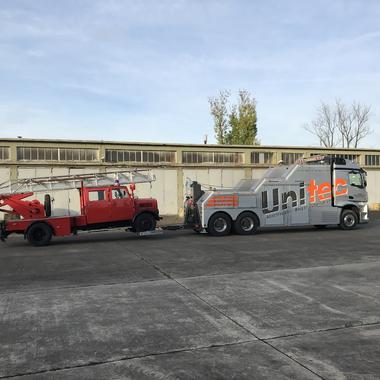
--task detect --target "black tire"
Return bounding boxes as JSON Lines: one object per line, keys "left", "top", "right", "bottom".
{"left": 26, "top": 223, "right": 53, "bottom": 246}
{"left": 233, "top": 212, "right": 259, "bottom": 235}
{"left": 133, "top": 213, "right": 156, "bottom": 233}
{"left": 44, "top": 194, "right": 52, "bottom": 217}
{"left": 340, "top": 209, "right": 358, "bottom": 230}
{"left": 207, "top": 212, "right": 232, "bottom": 236}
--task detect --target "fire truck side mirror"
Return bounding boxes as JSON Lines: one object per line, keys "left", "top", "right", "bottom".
{"left": 130, "top": 183, "right": 136, "bottom": 192}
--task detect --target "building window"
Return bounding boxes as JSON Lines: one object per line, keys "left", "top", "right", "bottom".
{"left": 281, "top": 152, "right": 304, "bottom": 165}
{"left": 365, "top": 155, "right": 380, "bottom": 166}
{"left": 331, "top": 154, "right": 360, "bottom": 162}
{"left": 59, "top": 148, "right": 98, "bottom": 161}
{"left": 251, "top": 152, "right": 273, "bottom": 165}
{"left": 182, "top": 151, "right": 244, "bottom": 164}
{"left": 105, "top": 150, "right": 175, "bottom": 164}
{"left": 16, "top": 147, "right": 98, "bottom": 161}
{"left": 0, "top": 147, "right": 10, "bottom": 160}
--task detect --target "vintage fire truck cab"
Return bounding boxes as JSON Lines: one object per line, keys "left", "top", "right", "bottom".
{"left": 78, "top": 185, "right": 158, "bottom": 228}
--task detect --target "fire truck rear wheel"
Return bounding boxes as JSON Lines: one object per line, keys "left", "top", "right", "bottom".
{"left": 133, "top": 213, "right": 156, "bottom": 233}
{"left": 340, "top": 209, "right": 358, "bottom": 230}
{"left": 234, "top": 212, "right": 259, "bottom": 235}
{"left": 207, "top": 213, "right": 232, "bottom": 236}
{"left": 26, "top": 223, "right": 52, "bottom": 246}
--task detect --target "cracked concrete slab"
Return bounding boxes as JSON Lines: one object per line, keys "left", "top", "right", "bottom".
{"left": 180, "top": 261, "right": 380, "bottom": 339}
{"left": 270, "top": 324, "right": 380, "bottom": 380}
{"left": 0, "top": 280, "right": 250, "bottom": 378}
{"left": 9, "top": 341, "right": 319, "bottom": 380}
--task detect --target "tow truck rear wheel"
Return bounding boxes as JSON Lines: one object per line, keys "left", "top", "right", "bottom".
{"left": 133, "top": 213, "right": 156, "bottom": 233}
{"left": 340, "top": 209, "right": 358, "bottom": 230}
{"left": 207, "top": 212, "right": 232, "bottom": 236}
{"left": 234, "top": 212, "right": 259, "bottom": 235}
{"left": 26, "top": 223, "right": 52, "bottom": 246}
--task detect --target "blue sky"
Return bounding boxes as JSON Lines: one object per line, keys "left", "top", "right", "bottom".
{"left": 0, "top": 0, "right": 379, "bottom": 147}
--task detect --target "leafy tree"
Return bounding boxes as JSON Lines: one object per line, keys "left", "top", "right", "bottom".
{"left": 209, "top": 90, "right": 258, "bottom": 145}
{"left": 208, "top": 90, "right": 230, "bottom": 144}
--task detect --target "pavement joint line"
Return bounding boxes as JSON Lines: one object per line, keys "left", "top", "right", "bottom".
{"left": 133, "top": 251, "right": 325, "bottom": 380}
{"left": 263, "top": 320, "right": 380, "bottom": 341}
{"left": 174, "top": 277, "right": 325, "bottom": 380}
{"left": 2, "top": 256, "right": 380, "bottom": 297}
{"left": 0, "top": 339, "right": 256, "bottom": 379}
{"left": 0, "top": 277, "right": 169, "bottom": 296}
{"left": 172, "top": 258, "right": 380, "bottom": 282}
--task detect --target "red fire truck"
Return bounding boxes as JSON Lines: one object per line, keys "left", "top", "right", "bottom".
{"left": 0, "top": 170, "right": 160, "bottom": 246}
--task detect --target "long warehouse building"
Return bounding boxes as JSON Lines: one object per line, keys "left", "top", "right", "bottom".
{"left": 0, "top": 138, "right": 379, "bottom": 217}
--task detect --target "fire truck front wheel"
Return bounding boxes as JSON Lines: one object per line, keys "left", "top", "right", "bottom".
{"left": 207, "top": 212, "right": 232, "bottom": 236}
{"left": 133, "top": 213, "right": 157, "bottom": 233}
{"left": 26, "top": 223, "right": 53, "bottom": 246}
{"left": 234, "top": 212, "right": 259, "bottom": 235}
{"left": 340, "top": 209, "right": 358, "bottom": 230}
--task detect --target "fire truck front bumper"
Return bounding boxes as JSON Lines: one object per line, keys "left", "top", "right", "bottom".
{"left": 0, "top": 221, "right": 8, "bottom": 242}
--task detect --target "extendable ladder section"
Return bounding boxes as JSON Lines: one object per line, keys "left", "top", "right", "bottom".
{"left": 0, "top": 170, "right": 156, "bottom": 195}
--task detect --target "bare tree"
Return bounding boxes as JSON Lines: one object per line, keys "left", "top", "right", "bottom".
{"left": 304, "top": 102, "right": 340, "bottom": 147}
{"left": 305, "top": 100, "right": 372, "bottom": 148}
{"left": 351, "top": 102, "right": 371, "bottom": 148}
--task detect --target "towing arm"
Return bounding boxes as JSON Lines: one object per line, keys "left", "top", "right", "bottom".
{"left": 0, "top": 193, "right": 46, "bottom": 220}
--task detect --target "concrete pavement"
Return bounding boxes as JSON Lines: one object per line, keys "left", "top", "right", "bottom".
{"left": 0, "top": 218, "right": 379, "bottom": 379}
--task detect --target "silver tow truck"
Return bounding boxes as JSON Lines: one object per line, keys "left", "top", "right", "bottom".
{"left": 185, "top": 155, "right": 369, "bottom": 236}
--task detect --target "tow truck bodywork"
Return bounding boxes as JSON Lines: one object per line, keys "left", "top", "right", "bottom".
{"left": 192, "top": 156, "right": 369, "bottom": 235}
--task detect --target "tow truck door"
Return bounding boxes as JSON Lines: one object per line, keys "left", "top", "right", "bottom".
{"left": 334, "top": 169, "right": 367, "bottom": 205}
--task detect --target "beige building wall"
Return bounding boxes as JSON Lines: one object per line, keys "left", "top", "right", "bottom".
{"left": 1, "top": 138, "right": 380, "bottom": 220}
{"left": 366, "top": 170, "right": 380, "bottom": 210}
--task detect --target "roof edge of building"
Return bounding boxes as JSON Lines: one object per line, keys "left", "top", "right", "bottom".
{"left": 0, "top": 137, "right": 379, "bottom": 152}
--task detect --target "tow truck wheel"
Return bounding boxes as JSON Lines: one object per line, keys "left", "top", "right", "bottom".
{"left": 26, "top": 223, "right": 52, "bottom": 246}
{"left": 133, "top": 213, "right": 156, "bottom": 233}
{"left": 340, "top": 209, "right": 358, "bottom": 230}
{"left": 207, "top": 213, "right": 232, "bottom": 236}
{"left": 234, "top": 212, "right": 259, "bottom": 235}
